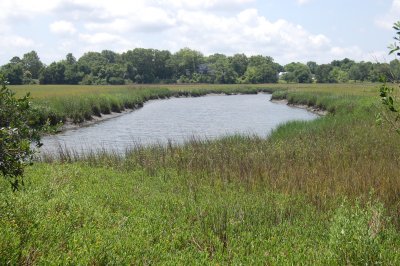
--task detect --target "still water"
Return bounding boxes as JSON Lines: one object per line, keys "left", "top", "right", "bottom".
{"left": 40, "top": 94, "right": 318, "bottom": 153}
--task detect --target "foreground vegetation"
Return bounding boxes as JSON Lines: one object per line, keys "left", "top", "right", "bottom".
{"left": 1, "top": 83, "right": 400, "bottom": 264}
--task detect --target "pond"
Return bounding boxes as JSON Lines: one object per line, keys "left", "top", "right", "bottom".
{"left": 40, "top": 93, "right": 319, "bottom": 154}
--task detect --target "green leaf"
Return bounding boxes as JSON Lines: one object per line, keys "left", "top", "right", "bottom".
{"left": 0, "top": 74, "right": 45, "bottom": 190}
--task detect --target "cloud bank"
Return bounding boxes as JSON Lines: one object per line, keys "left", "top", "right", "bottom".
{"left": 0, "top": 0, "right": 373, "bottom": 64}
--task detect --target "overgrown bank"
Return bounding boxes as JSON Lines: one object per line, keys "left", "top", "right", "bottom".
{"left": 13, "top": 83, "right": 376, "bottom": 126}
{"left": 1, "top": 83, "right": 400, "bottom": 264}
{"left": 27, "top": 85, "right": 277, "bottom": 125}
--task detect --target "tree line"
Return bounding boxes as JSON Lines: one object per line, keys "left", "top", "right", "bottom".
{"left": 1, "top": 49, "right": 399, "bottom": 85}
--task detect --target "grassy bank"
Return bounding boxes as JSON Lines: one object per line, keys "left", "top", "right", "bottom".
{"left": 12, "top": 84, "right": 278, "bottom": 125}
{"left": 11, "top": 83, "right": 377, "bottom": 125}
{"left": 2, "top": 83, "right": 400, "bottom": 264}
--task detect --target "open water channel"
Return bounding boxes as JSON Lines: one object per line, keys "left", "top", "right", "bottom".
{"left": 40, "top": 93, "right": 319, "bottom": 154}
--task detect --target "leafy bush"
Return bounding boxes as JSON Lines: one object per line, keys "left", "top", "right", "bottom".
{"left": 0, "top": 75, "right": 46, "bottom": 190}
{"left": 377, "top": 21, "right": 400, "bottom": 134}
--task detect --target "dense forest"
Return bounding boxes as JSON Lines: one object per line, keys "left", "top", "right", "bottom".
{"left": 1, "top": 48, "right": 399, "bottom": 85}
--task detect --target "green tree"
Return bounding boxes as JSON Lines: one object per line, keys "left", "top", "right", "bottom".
{"left": 243, "top": 56, "right": 279, "bottom": 83}
{"left": 22, "top": 50, "right": 43, "bottom": 79}
{"left": 295, "top": 67, "right": 312, "bottom": 83}
{"left": 229, "top": 53, "right": 248, "bottom": 77}
{"left": 124, "top": 63, "right": 137, "bottom": 81}
{"left": 329, "top": 67, "right": 349, "bottom": 83}
{"left": 369, "top": 63, "right": 391, "bottom": 82}
{"left": 63, "top": 53, "right": 83, "bottom": 84}
{"left": 284, "top": 62, "right": 312, "bottom": 83}
{"left": 281, "top": 72, "right": 296, "bottom": 83}
{"left": 331, "top": 58, "right": 354, "bottom": 72}
{"left": 168, "top": 48, "right": 204, "bottom": 80}
{"left": 208, "top": 55, "right": 238, "bottom": 84}
{"left": 315, "top": 64, "right": 334, "bottom": 83}
{"left": 349, "top": 64, "right": 361, "bottom": 81}
{"left": 122, "top": 48, "right": 158, "bottom": 83}
{"left": 23, "top": 70, "right": 33, "bottom": 85}
{"left": 358, "top": 62, "right": 372, "bottom": 82}
{"left": 39, "top": 62, "right": 66, "bottom": 84}
{"left": 306, "top": 61, "right": 318, "bottom": 74}
{"left": 10, "top": 56, "right": 22, "bottom": 64}
{"left": 349, "top": 62, "right": 371, "bottom": 82}
{"left": 152, "top": 50, "right": 173, "bottom": 81}
{"left": 66, "top": 53, "right": 76, "bottom": 65}
{"left": 0, "top": 62, "right": 24, "bottom": 85}
{"left": 77, "top": 52, "right": 108, "bottom": 77}
{"left": 101, "top": 50, "right": 119, "bottom": 64}
{"left": 0, "top": 75, "right": 45, "bottom": 190}
{"left": 105, "top": 64, "right": 125, "bottom": 84}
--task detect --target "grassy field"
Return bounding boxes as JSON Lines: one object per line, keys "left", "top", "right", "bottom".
{"left": 2, "top": 82, "right": 400, "bottom": 264}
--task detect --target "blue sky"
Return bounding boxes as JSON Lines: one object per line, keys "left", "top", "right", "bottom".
{"left": 0, "top": 0, "right": 398, "bottom": 65}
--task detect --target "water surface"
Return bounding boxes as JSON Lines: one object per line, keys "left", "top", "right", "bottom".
{"left": 41, "top": 94, "right": 318, "bottom": 153}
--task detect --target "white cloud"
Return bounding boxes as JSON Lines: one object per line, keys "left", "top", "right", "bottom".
{"left": 84, "top": 7, "right": 175, "bottom": 33}
{"left": 84, "top": 19, "right": 131, "bottom": 33}
{"left": 5, "top": 35, "right": 35, "bottom": 48}
{"left": 163, "top": 8, "right": 340, "bottom": 63}
{"left": 0, "top": 0, "right": 61, "bottom": 20}
{"left": 79, "top": 32, "right": 128, "bottom": 45}
{"left": 296, "top": 0, "right": 311, "bottom": 5}
{"left": 0, "top": 34, "right": 36, "bottom": 61}
{"left": 309, "top": 34, "right": 330, "bottom": 47}
{"left": 77, "top": 32, "right": 135, "bottom": 55}
{"left": 50, "top": 20, "right": 77, "bottom": 35}
{"left": 375, "top": 0, "right": 400, "bottom": 29}
{"left": 51, "top": 2, "right": 373, "bottom": 63}
{"left": 330, "top": 46, "right": 363, "bottom": 58}
{"left": 159, "top": 0, "right": 255, "bottom": 11}
{"left": 0, "top": 0, "right": 374, "bottom": 64}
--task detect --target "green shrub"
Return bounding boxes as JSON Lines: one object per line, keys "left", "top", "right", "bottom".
{"left": 0, "top": 75, "right": 47, "bottom": 190}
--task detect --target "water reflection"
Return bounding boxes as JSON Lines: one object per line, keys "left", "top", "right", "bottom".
{"left": 41, "top": 94, "right": 318, "bottom": 154}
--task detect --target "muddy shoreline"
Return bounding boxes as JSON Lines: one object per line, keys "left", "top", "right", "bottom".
{"left": 59, "top": 109, "right": 136, "bottom": 132}
{"left": 270, "top": 99, "right": 328, "bottom": 116}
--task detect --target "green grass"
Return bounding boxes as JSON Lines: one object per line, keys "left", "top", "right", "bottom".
{"left": 2, "top": 82, "right": 400, "bottom": 264}
{"left": 1, "top": 163, "right": 399, "bottom": 264}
